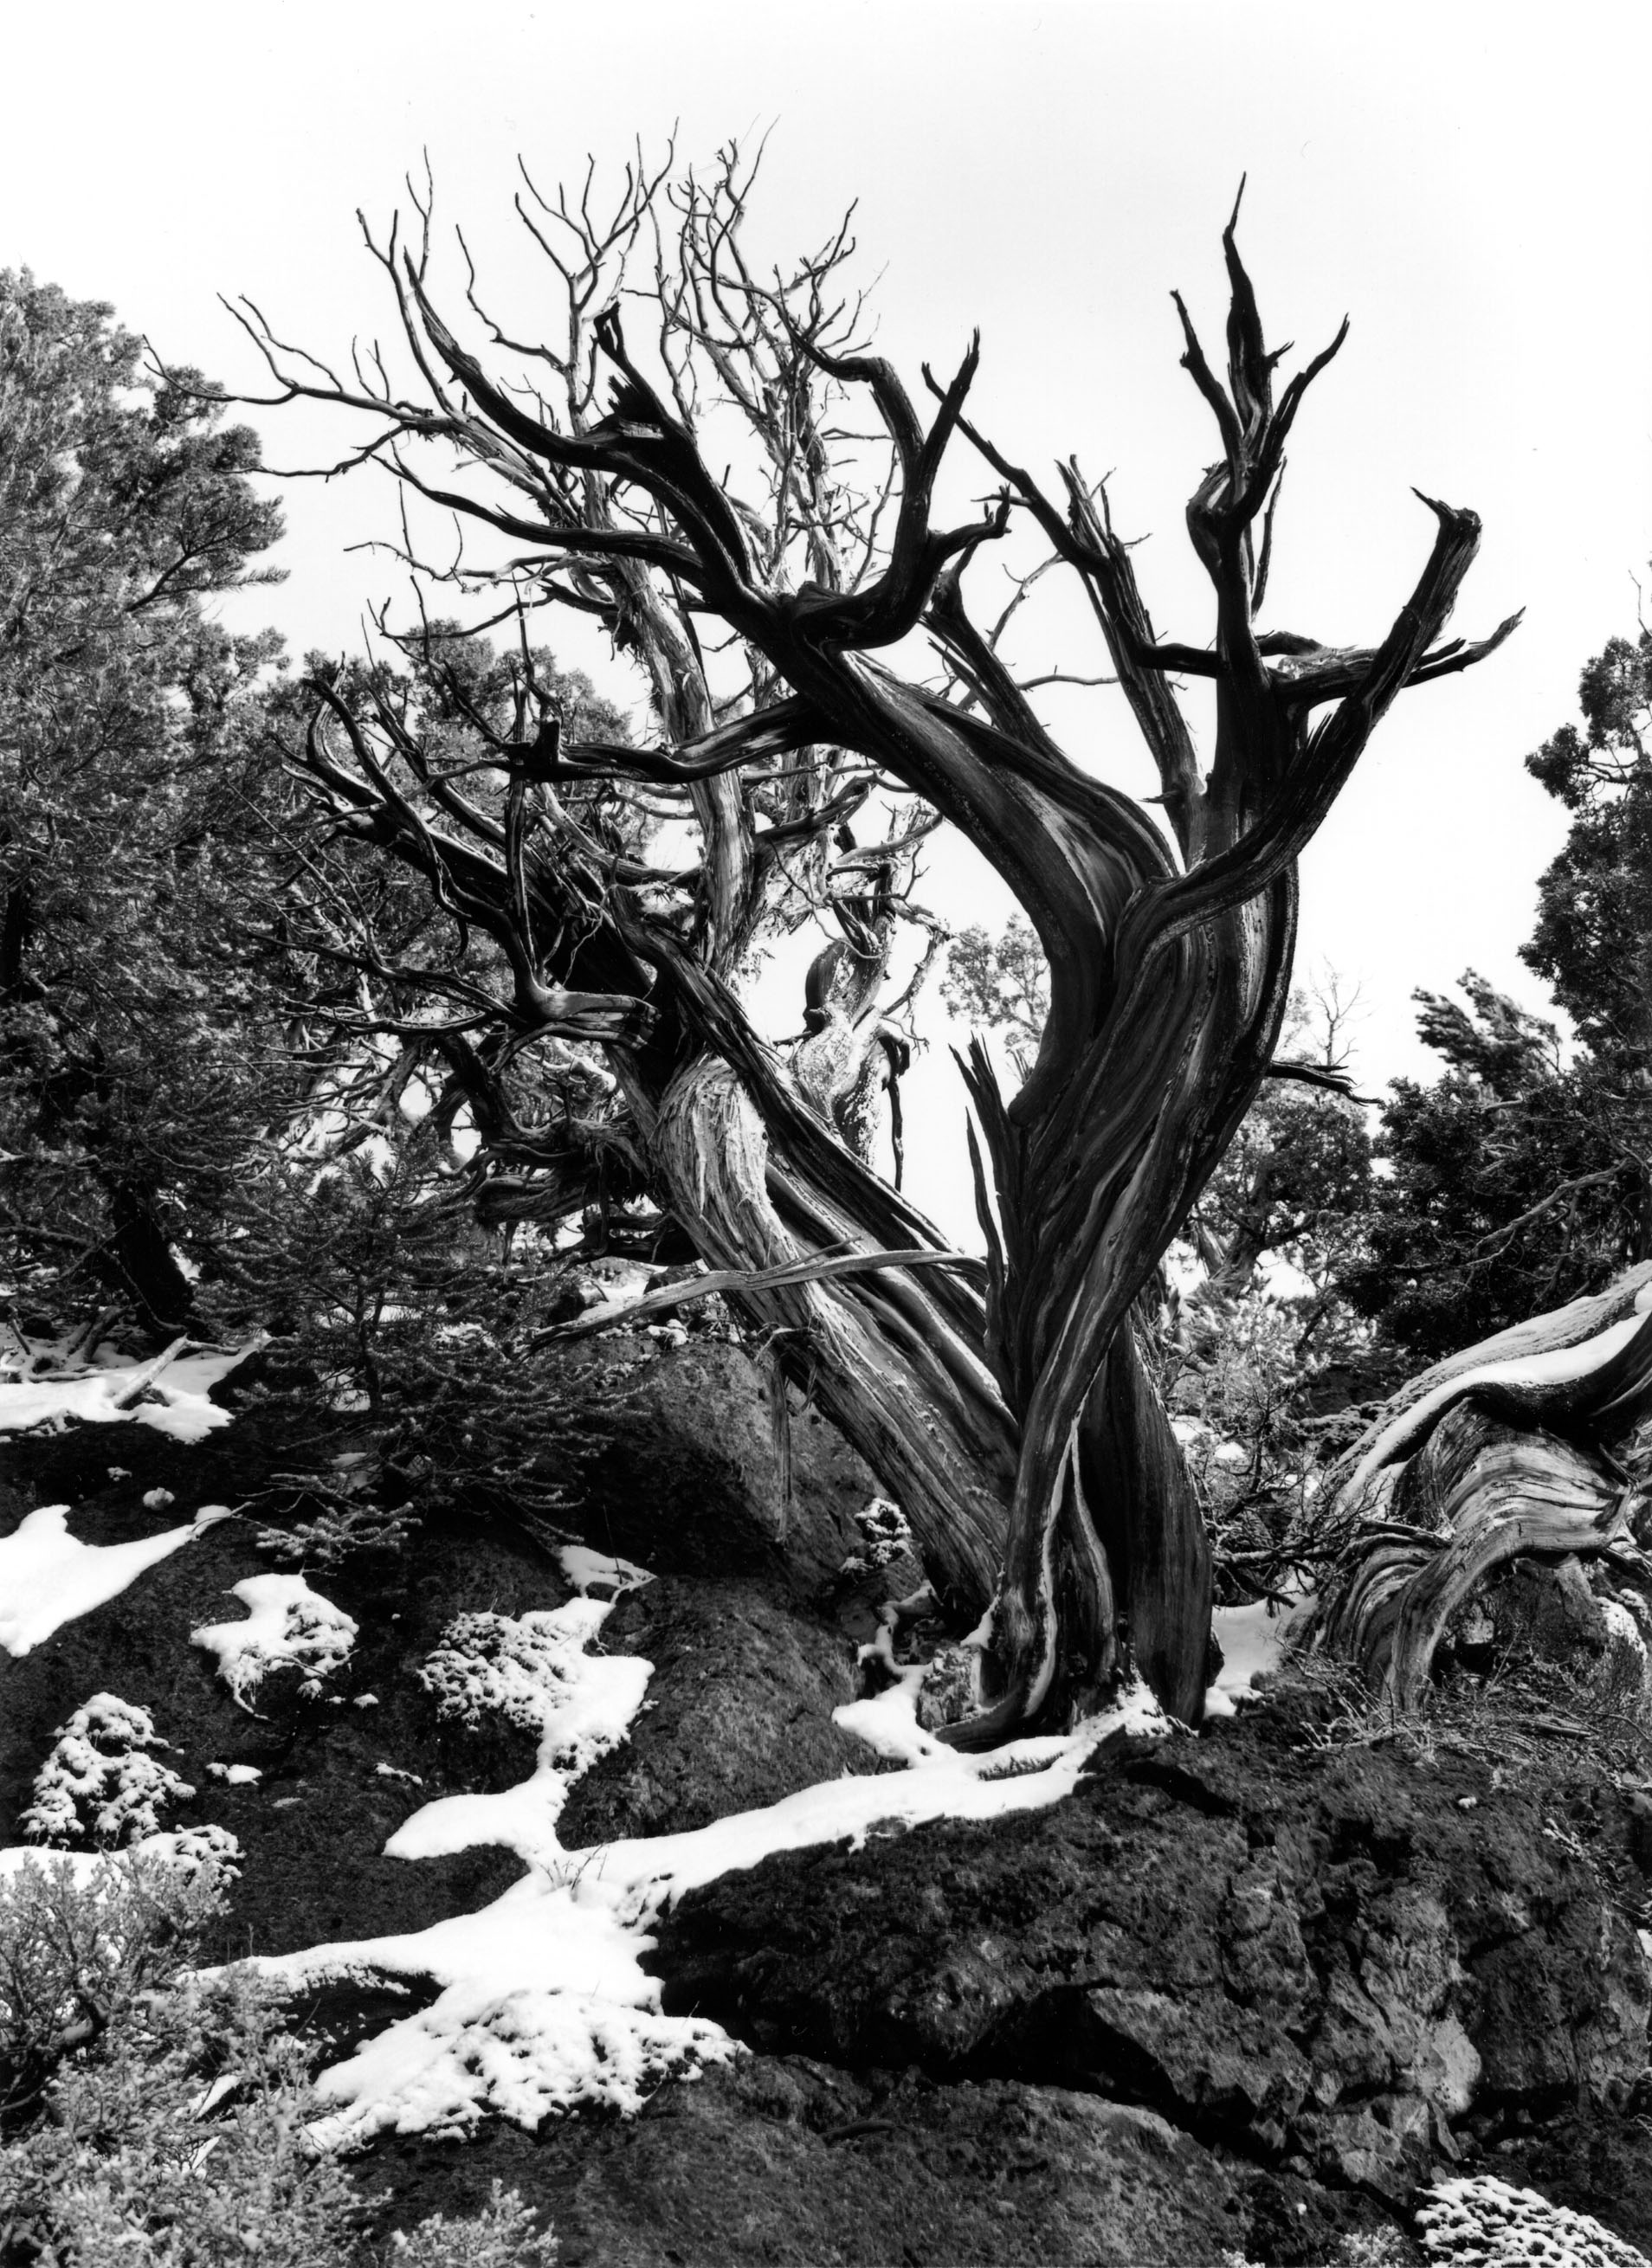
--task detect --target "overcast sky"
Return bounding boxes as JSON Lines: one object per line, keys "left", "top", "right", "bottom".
{"left": 6, "top": 0, "right": 1649, "bottom": 1240}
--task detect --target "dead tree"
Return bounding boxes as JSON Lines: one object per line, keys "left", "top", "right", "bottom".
{"left": 1302, "top": 1266, "right": 1652, "bottom": 1703}
{"left": 234, "top": 152, "right": 1517, "bottom": 1737}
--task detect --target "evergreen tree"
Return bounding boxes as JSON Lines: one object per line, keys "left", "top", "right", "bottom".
{"left": 0, "top": 271, "right": 286, "bottom": 1335}
{"left": 1352, "top": 626, "right": 1652, "bottom": 1359}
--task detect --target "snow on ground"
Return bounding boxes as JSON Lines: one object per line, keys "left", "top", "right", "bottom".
{"left": 0, "top": 1337, "right": 261, "bottom": 1445}
{"left": 565, "top": 1258, "right": 668, "bottom": 1327}
{"left": 397, "top": 1599, "right": 651, "bottom": 1867}
{"left": 1204, "top": 1596, "right": 1312, "bottom": 1720}
{"left": 0, "top": 1502, "right": 233, "bottom": 1658}
{"left": 190, "top": 1575, "right": 358, "bottom": 1709}
{"left": 556, "top": 1544, "right": 655, "bottom": 1596}
{"left": 245, "top": 1577, "right": 1170, "bottom": 2149}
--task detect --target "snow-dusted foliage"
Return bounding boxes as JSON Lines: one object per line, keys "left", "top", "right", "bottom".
{"left": 416, "top": 1608, "right": 617, "bottom": 1740}
{"left": 190, "top": 1574, "right": 358, "bottom": 1708}
{"left": 1417, "top": 2175, "right": 1647, "bottom": 2266}
{"left": 389, "top": 2182, "right": 558, "bottom": 2265}
{"left": 253, "top": 1494, "right": 419, "bottom": 1573}
{"left": 22, "top": 1695, "right": 194, "bottom": 1847}
{"left": 840, "top": 1496, "right": 915, "bottom": 1576}
{"left": 409, "top": 1601, "right": 655, "bottom": 1825}
{"left": 0, "top": 1846, "right": 233, "bottom": 2080}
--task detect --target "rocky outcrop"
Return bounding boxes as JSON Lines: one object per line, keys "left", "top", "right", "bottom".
{"left": 574, "top": 1336, "right": 878, "bottom": 1597}
{"left": 652, "top": 1703, "right": 1651, "bottom": 2203}
{"left": 556, "top": 1575, "right": 878, "bottom": 1846}
{"left": 9, "top": 1350, "right": 1652, "bottom": 2264}
{"left": 352, "top": 2052, "right": 1254, "bottom": 2268}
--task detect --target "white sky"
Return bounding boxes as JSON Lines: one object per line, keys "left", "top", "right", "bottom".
{"left": 5, "top": 0, "right": 1649, "bottom": 1242}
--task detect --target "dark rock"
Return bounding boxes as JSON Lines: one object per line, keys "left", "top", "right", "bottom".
{"left": 1482, "top": 2100, "right": 1652, "bottom": 2258}
{"left": 351, "top": 2052, "right": 1252, "bottom": 2267}
{"left": 558, "top": 1575, "right": 879, "bottom": 1846}
{"left": 651, "top": 1700, "right": 1651, "bottom": 2195}
{"left": 572, "top": 1337, "right": 875, "bottom": 1598}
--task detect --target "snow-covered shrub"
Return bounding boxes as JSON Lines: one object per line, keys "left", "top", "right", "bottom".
{"left": 417, "top": 1610, "right": 582, "bottom": 1735}
{"left": 190, "top": 1573, "right": 357, "bottom": 1707}
{"left": 0, "top": 1851, "right": 559, "bottom": 2264}
{"left": 1416, "top": 2175, "right": 1647, "bottom": 2266}
{"left": 390, "top": 2180, "right": 558, "bottom": 2265}
{"left": 253, "top": 1489, "right": 421, "bottom": 1573}
{"left": 840, "top": 1496, "right": 915, "bottom": 1577}
{"left": 21, "top": 1694, "right": 194, "bottom": 1847}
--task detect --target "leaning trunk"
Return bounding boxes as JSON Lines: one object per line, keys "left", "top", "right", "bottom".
{"left": 653, "top": 1052, "right": 1016, "bottom": 1614}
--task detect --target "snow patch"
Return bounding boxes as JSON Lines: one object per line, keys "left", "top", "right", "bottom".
{"left": 207, "top": 1762, "right": 264, "bottom": 1787}
{"left": 566, "top": 1258, "right": 668, "bottom": 1327}
{"left": 0, "top": 1502, "right": 229, "bottom": 1658}
{"left": 1204, "top": 1596, "right": 1310, "bottom": 1719}
{"left": 248, "top": 1583, "right": 1170, "bottom": 2149}
{"left": 190, "top": 1574, "right": 358, "bottom": 1709}
{"left": 392, "top": 1601, "right": 653, "bottom": 1868}
{"left": 1256, "top": 1251, "right": 1318, "bottom": 1305}
{"left": 557, "top": 1544, "right": 655, "bottom": 1597}
{"left": 0, "top": 1339, "right": 260, "bottom": 1444}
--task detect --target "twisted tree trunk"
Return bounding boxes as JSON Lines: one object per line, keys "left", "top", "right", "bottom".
{"left": 654, "top": 1053, "right": 1016, "bottom": 1610}
{"left": 1305, "top": 1264, "right": 1652, "bottom": 1703}
{"left": 274, "top": 175, "right": 1520, "bottom": 1740}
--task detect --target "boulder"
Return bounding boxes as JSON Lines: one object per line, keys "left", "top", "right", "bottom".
{"left": 651, "top": 1699, "right": 1651, "bottom": 2197}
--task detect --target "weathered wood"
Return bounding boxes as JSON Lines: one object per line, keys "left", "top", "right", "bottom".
{"left": 1308, "top": 1271, "right": 1652, "bottom": 1702}
{"left": 654, "top": 1054, "right": 1016, "bottom": 1615}
{"left": 266, "top": 164, "right": 1516, "bottom": 1738}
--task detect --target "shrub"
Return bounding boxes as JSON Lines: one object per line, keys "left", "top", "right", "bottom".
{"left": 20, "top": 1696, "right": 195, "bottom": 1847}
{"left": 0, "top": 1852, "right": 558, "bottom": 2265}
